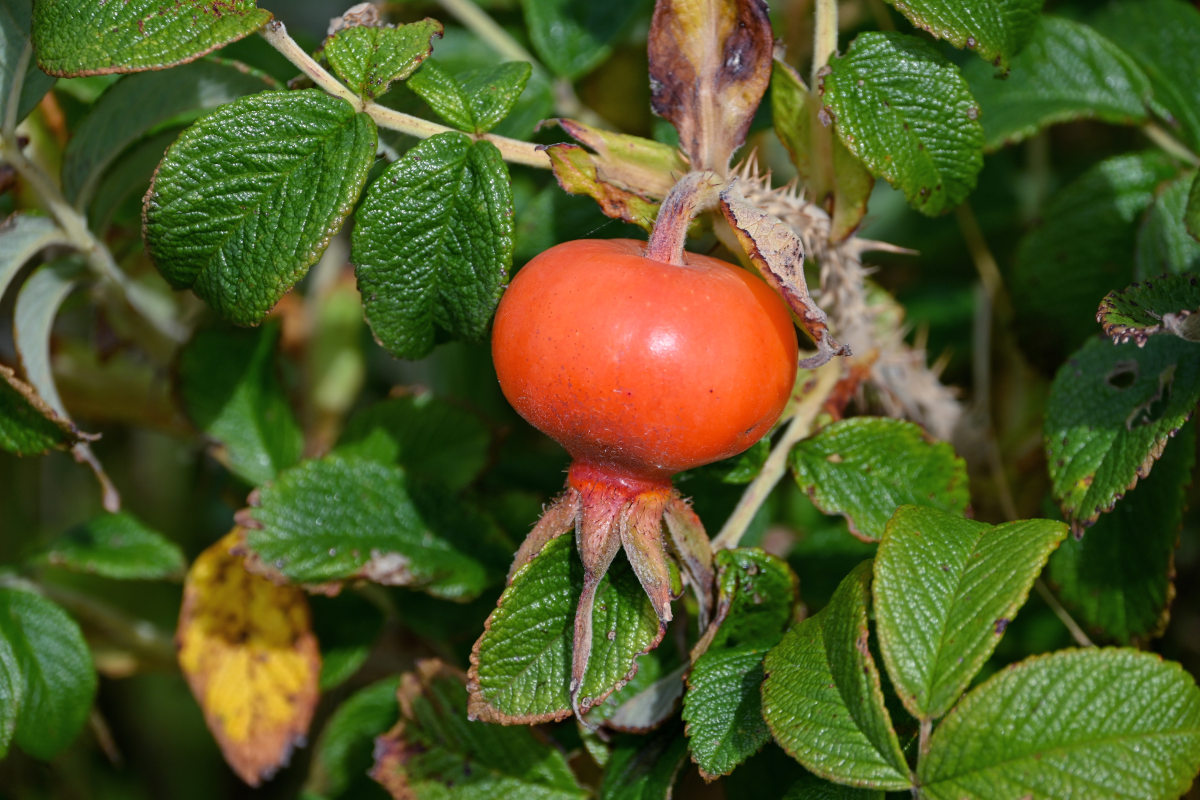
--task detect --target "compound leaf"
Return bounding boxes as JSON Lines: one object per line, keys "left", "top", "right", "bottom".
{"left": 820, "top": 32, "right": 983, "bottom": 216}
{"left": 144, "top": 89, "right": 376, "bottom": 325}
{"left": 32, "top": 0, "right": 271, "bottom": 77}
{"left": 352, "top": 132, "right": 513, "bottom": 360}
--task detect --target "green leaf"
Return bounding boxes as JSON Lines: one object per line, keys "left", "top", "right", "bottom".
{"left": 1092, "top": 0, "right": 1200, "bottom": 151}
{"left": 762, "top": 561, "right": 911, "bottom": 790}
{"left": 144, "top": 89, "right": 376, "bottom": 325}
{"left": 1045, "top": 335, "right": 1200, "bottom": 527}
{"left": 372, "top": 661, "right": 586, "bottom": 800}
{"left": 963, "top": 16, "right": 1151, "bottom": 150}
{"left": 247, "top": 454, "right": 494, "bottom": 600}
{"left": 32, "top": 0, "right": 271, "bottom": 77}
{"left": 336, "top": 393, "right": 490, "bottom": 492}
{"left": 323, "top": 18, "right": 441, "bottom": 101}
{"left": 13, "top": 259, "right": 81, "bottom": 418}
{"left": 820, "top": 32, "right": 983, "bottom": 216}
{"left": 0, "top": 214, "right": 68, "bottom": 302}
{"left": 468, "top": 534, "right": 662, "bottom": 724}
{"left": 352, "top": 132, "right": 513, "bottom": 360}
{"left": 34, "top": 511, "right": 185, "bottom": 579}
{"left": 0, "top": 629, "right": 19, "bottom": 758}
{"left": 0, "top": 363, "right": 79, "bottom": 456}
{"left": 1048, "top": 421, "right": 1196, "bottom": 644}
{"left": 1, "top": 0, "right": 55, "bottom": 124}
{"left": 599, "top": 724, "right": 689, "bottom": 800}
{"left": 521, "top": 0, "right": 641, "bottom": 80}
{"left": 1099, "top": 273, "right": 1200, "bottom": 347}
{"left": 879, "top": 0, "right": 1041, "bottom": 70}
{"left": 874, "top": 506, "right": 1066, "bottom": 720}
{"left": 918, "top": 649, "right": 1200, "bottom": 799}
{"left": 311, "top": 592, "right": 383, "bottom": 691}
{"left": 87, "top": 129, "right": 178, "bottom": 231}
{"left": 407, "top": 59, "right": 531, "bottom": 135}
{"left": 177, "top": 323, "right": 302, "bottom": 486}
{"left": 305, "top": 676, "right": 398, "bottom": 799}
{"left": 789, "top": 417, "right": 970, "bottom": 542}
{"left": 62, "top": 57, "right": 277, "bottom": 207}
{"left": 0, "top": 586, "right": 97, "bottom": 759}
{"left": 683, "top": 549, "right": 797, "bottom": 779}
{"left": 1136, "top": 170, "right": 1200, "bottom": 279}
{"left": 1011, "top": 151, "right": 1179, "bottom": 355}
{"left": 783, "top": 773, "right": 885, "bottom": 800}
{"left": 1187, "top": 172, "right": 1200, "bottom": 241}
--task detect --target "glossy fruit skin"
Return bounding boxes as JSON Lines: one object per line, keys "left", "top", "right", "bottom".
{"left": 492, "top": 238, "right": 798, "bottom": 482}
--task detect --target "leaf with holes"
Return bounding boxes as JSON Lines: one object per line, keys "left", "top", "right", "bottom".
{"left": 32, "top": 0, "right": 271, "bottom": 77}
{"left": 178, "top": 323, "right": 302, "bottom": 486}
{"left": 820, "top": 32, "right": 983, "bottom": 216}
{"left": 407, "top": 60, "right": 531, "bottom": 134}
{"left": 1045, "top": 335, "right": 1200, "bottom": 528}
{"left": 762, "top": 561, "right": 911, "bottom": 790}
{"left": 963, "top": 16, "right": 1151, "bottom": 150}
{"left": 873, "top": 506, "right": 1066, "bottom": 720}
{"left": 879, "top": 0, "right": 1042, "bottom": 70}
{"left": 323, "top": 18, "right": 441, "bottom": 101}
{"left": 1136, "top": 171, "right": 1200, "bottom": 279}
{"left": 144, "top": 89, "right": 376, "bottom": 325}
{"left": 352, "top": 132, "right": 513, "bottom": 360}
{"left": 34, "top": 511, "right": 185, "bottom": 579}
{"left": 917, "top": 649, "right": 1200, "bottom": 799}
{"left": 467, "top": 534, "right": 663, "bottom": 724}
{"left": 789, "top": 417, "right": 969, "bottom": 541}
{"left": 1098, "top": 274, "right": 1200, "bottom": 347}
{"left": 683, "top": 549, "right": 796, "bottom": 779}
{"left": 371, "top": 660, "right": 586, "bottom": 800}
{"left": 1048, "top": 421, "right": 1195, "bottom": 645}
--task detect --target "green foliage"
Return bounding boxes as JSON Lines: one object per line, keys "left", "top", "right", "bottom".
{"left": 408, "top": 60, "right": 532, "bottom": 134}
{"left": 881, "top": 0, "right": 1042, "bottom": 70}
{"left": 599, "top": 724, "right": 689, "bottom": 800}
{"left": 1098, "top": 272, "right": 1200, "bottom": 346}
{"left": 521, "top": 0, "right": 642, "bottom": 80}
{"left": 789, "top": 418, "right": 969, "bottom": 541}
{"left": 305, "top": 676, "right": 398, "bottom": 799}
{"left": 323, "top": 18, "right": 441, "bottom": 101}
{"left": 0, "top": 365, "right": 78, "bottom": 455}
{"left": 820, "top": 32, "right": 983, "bottom": 216}
{"left": 1, "top": 0, "right": 55, "bottom": 124}
{"left": 33, "top": 511, "right": 185, "bottom": 580}
{"left": 1136, "top": 171, "right": 1200, "bottom": 279}
{"left": 144, "top": 89, "right": 376, "bottom": 324}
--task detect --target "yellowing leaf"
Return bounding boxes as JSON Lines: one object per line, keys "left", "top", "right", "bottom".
{"left": 176, "top": 529, "right": 320, "bottom": 786}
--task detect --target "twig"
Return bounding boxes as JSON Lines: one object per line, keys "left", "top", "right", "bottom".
{"left": 1143, "top": 122, "right": 1200, "bottom": 167}
{"left": 812, "top": 0, "right": 839, "bottom": 85}
{"left": 712, "top": 361, "right": 841, "bottom": 551}
{"left": 260, "top": 20, "right": 549, "bottom": 169}
{"left": 1035, "top": 578, "right": 1095, "bottom": 648}
{"left": 438, "top": 0, "right": 534, "bottom": 62}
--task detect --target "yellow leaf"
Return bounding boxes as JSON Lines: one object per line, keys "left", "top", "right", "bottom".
{"left": 177, "top": 529, "right": 320, "bottom": 786}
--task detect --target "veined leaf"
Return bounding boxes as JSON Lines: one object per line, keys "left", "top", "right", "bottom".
{"left": 144, "top": 89, "right": 376, "bottom": 325}
{"left": 305, "top": 676, "right": 399, "bottom": 799}
{"left": 821, "top": 32, "right": 984, "bottom": 216}
{"left": 32, "top": 0, "right": 270, "bottom": 76}
{"left": 352, "top": 132, "right": 513, "bottom": 360}
{"left": 408, "top": 59, "right": 532, "bottom": 134}
{"left": 918, "top": 649, "right": 1200, "bottom": 799}
{"left": 371, "top": 660, "right": 586, "bottom": 800}
{"left": 0, "top": 363, "right": 81, "bottom": 456}
{"left": 34, "top": 511, "right": 185, "bottom": 579}
{"left": 1098, "top": 273, "right": 1200, "bottom": 347}
{"left": 1047, "top": 421, "right": 1195, "bottom": 644}
{"left": 1, "top": 0, "right": 55, "bottom": 126}
{"left": 873, "top": 506, "right": 1066, "bottom": 720}
{"left": 762, "top": 561, "right": 911, "bottom": 790}
{"left": 879, "top": 0, "right": 1042, "bottom": 70}
{"left": 790, "top": 417, "right": 970, "bottom": 542}
{"left": 1136, "top": 170, "right": 1200, "bottom": 279}
{"left": 323, "top": 18, "right": 441, "bottom": 101}
{"left": 599, "top": 723, "right": 689, "bottom": 800}
{"left": 963, "top": 16, "right": 1152, "bottom": 150}
{"left": 1045, "top": 335, "right": 1200, "bottom": 527}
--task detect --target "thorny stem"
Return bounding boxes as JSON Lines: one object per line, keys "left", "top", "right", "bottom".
{"left": 812, "top": 0, "right": 839, "bottom": 86}
{"left": 260, "top": 20, "right": 550, "bottom": 169}
{"left": 1143, "top": 122, "right": 1200, "bottom": 167}
{"left": 644, "top": 171, "right": 722, "bottom": 265}
{"left": 712, "top": 360, "right": 842, "bottom": 551}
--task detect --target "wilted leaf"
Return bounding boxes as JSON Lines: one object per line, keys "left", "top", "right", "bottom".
{"left": 371, "top": 660, "right": 586, "bottom": 800}
{"left": 1098, "top": 274, "right": 1200, "bottom": 347}
{"left": 789, "top": 417, "right": 970, "bottom": 542}
{"left": 32, "top": 0, "right": 271, "bottom": 76}
{"left": 719, "top": 186, "right": 847, "bottom": 366}
{"left": 177, "top": 530, "right": 321, "bottom": 786}
{"left": 544, "top": 144, "right": 662, "bottom": 232}
{"left": 648, "top": 0, "right": 773, "bottom": 171}
{"left": 323, "top": 17, "right": 441, "bottom": 100}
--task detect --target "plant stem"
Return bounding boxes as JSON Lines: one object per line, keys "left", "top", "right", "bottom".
{"left": 2, "top": 42, "right": 33, "bottom": 138}
{"left": 1143, "top": 122, "right": 1200, "bottom": 167}
{"left": 712, "top": 360, "right": 841, "bottom": 551}
{"left": 812, "top": 0, "right": 839, "bottom": 85}
{"left": 1035, "top": 578, "right": 1095, "bottom": 648}
{"left": 918, "top": 717, "right": 932, "bottom": 760}
{"left": 644, "top": 171, "right": 722, "bottom": 264}
{"left": 438, "top": 0, "right": 534, "bottom": 63}
{"left": 260, "top": 20, "right": 549, "bottom": 169}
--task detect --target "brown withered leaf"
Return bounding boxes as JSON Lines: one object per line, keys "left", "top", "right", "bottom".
{"left": 648, "top": 0, "right": 773, "bottom": 172}
{"left": 177, "top": 529, "right": 321, "bottom": 786}
{"left": 544, "top": 143, "right": 662, "bottom": 231}
{"left": 557, "top": 119, "right": 687, "bottom": 198}
{"left": 719, "top": 185, "right": 849, "bottom": 367}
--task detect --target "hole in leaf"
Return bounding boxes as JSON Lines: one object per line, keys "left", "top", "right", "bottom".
{"left": 1105, "top": 361, "right": 1138, "bottom": 390}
